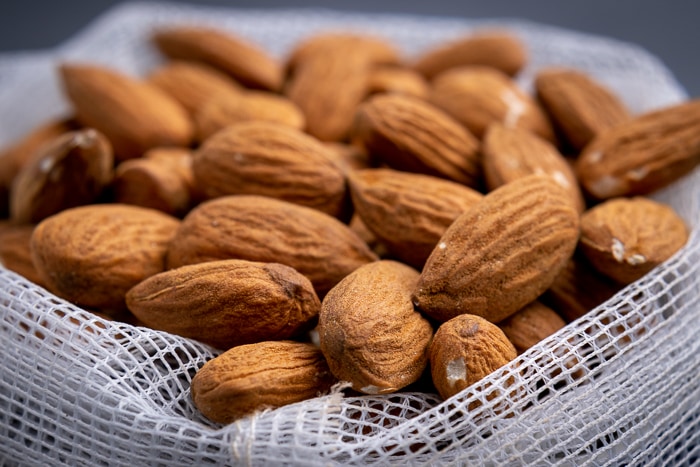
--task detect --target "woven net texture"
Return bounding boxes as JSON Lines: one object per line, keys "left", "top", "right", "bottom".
{"left": 1, "top": 2, "right": 698, "bottom": 466}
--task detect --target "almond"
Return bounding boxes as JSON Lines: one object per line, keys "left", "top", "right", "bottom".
{"left": 413, "top": 30, "right": 526, "bottom": 79}
{"left": 191, "top": 340, "right": 336, "bottom": 424}
{"left": 349, "top": 168, "right": 483, "bottom": 269}
{"left": 430, "top": 313, "right": 517, "bottom": 401}
{"left": 192, "top": 122, "right": 348, "bottom": 219}
{"left": 352, "top": 93, "right": 482, "bottom": 188}
{"left": 482, "top": 123, "right": 585, "bottom": 212}
{"left": 0, "top": 222, "right": 45, "bottom": 286}
{"left": 535, "top": 67, "right": 630, "bottom": 151}
{"left": 113, "top": 148, "right": 195, "bottom": 217}
{"left": 578, "top": 197, "right": 689, "bottom": 284}
{"left": 152, "top": 26, "right": 283, "bottom": 91}
{"left": 126, "top": 259, "right": 320, "bottom": 349}
{"left": 10, "top": 129, "right": 114, "bottom": 224}
{"left": 59, "top": 64, "right": 193, "bottom": 160}
{"left": 366, "top": 66, "right": 429, "bottom": 99}
{"left": 194, "top": 91, "right": 305, "bottom": 142}
{"left": 30, "top": 204, "right": 180, "bottom": 313}
{"left": 166, "top": 195, "right": 377, "bottom": 296}
{"left": 323, "top": 142, "right": 374, "bottom": 174}
{"left": 575, "top": 99, "right": 700, "bottom": 200}
{"left": 430, "top": 66, "right": 556, "bottom": 142}
{"left": 498, "top": 301, "right": 566, "bottom": 354}
{"left": 413, "top": 174, "right": 580, "bottom": 323}
{"left": 318, "top": 260, "right": 433, "bottom": 394}
{"left": 147, "top": 60, "right": 242, "bottom": 116}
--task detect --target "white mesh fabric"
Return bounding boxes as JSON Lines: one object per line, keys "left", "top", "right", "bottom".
{"left": 0, "top": 3, "right": 698, "bottom": 466}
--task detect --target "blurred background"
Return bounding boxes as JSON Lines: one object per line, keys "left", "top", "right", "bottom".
{"left": 0, "top": 0, "right": 697, "bottom": 97}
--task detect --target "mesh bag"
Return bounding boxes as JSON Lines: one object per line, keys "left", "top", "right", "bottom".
{"left": 1, "top": 2, "right": 699, "bottom": 465}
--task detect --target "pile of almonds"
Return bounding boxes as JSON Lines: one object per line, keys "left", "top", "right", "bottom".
{"left": 0, "top": 24, "right": 696, "bottom": 425}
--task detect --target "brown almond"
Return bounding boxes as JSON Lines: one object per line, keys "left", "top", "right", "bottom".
{"left": 352, "top": 93, "right": 482, "bottom": 188}
{"left": 349, "top": 168, "right": 483, "bottom": 269}
{"left": 10, "top": 129, "right": 114, "bottom": 224}
{"left": 323, "top": 142, "right": 374, "bottom": 174}
{"left": 59, "top": 63, "right": 193, "bottom": 160}
{"left": 366, "top": 66, "right": 429, "bottom": 99}
{"left": 413, "top": 30, "right": 527, "bottom": 79}
{"left": 0, "top": 222, "right": 45, "bottom": 286}
{"left": 535, "top": 67, "right": 630, "bottom": 151}
{"left": 147, "top": 60, "right": 242, "bottom": 116}
{"left": 152, "top": 26, "right": 283, "bottom": 91}
{"left": 166, "top": 195, "right": 377, "bottom": 296}
{"left": 430, "top": 66, "right": 556, "bottom": 142}
{"left": 430, "top": 314, "right": 517, "bottom": 401}
{"left": 482, "top": 123, "right": 585, "bottom": 212}
{"left": 192, "top": 122, "right": 348, "bottom": 219}
{"left": 578, "top": 197, "right": 689, "bottom": 284}
{"left": 30, "top": 204, "right": 180, "bottom": 313}
{"left": 414, "top": 174, "right": 580, "bottom": 323}
{"left": 318, "top": 260, "right": 433, "bottom": 394}
{"left": 576, "top": 99, "right": 700, "bottom": 200}
{"left": 191, "top": 340, "right": 336, "bottom": 424}
{"left": 194, "top": 91, "right": 305, "bottom": 142}
{"left": 126, "top": 259, "right": 320, "bottom": 349}
{"left": 498, "top": 301, "right": 566, "bottom": 354}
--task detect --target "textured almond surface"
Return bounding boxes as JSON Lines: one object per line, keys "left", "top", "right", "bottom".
{"left": 166, "top": 195, "right": 377, "bottom": 296}
{"left": 498, "top": 301, "right": 566, "bottom": 354}
{"left": 192, "top": 122, "right": 348, "bottom": 218}
{"left": 152, "top": 26, "right": 283, "bottom": 91}
{"left": 413, "top": 30, "right": 526, "bottom": 79}
{"left": 147, "top": 60, "right": 242, "bottom": 116}
{"left": 318, "top": 260, "right": 433, "bottom": 394}
{"left": 430, "top": 66, "right": 555, "bottom": 142}
{"left": 126, "top": 259, "right": 320, "bottom": 349}
{"left": 194, "top": 91, "right": 305, "bottom": 142}
{"left": 191, "top": 340, "right": 336, "bottom": 424}
{"left": 430, "top": 314, "right": 517, "bottom": 400}
{"left": 30, "top": 204, "right": 180, "bottom": 313}
{"left": 353, "top": 93, "right": 482, "bottom": 187}
{"left": 60, "top": 64, "right": 193, "bottom": 160}
{"left": 0, "top": 223, "right": 44, "bottom": 286}
{"left": 349, "top": 168, "right": 483, "bottom": 269}
{"left": 414, "top": 174, "right": 580, "bottom": 323}
{"left": 578, "top": 197, "right": 689, "bottom": 284}
{"left": 10, "top": 129, "right": 114, "bottom": 224}
{"left": 535, "top": 67, "right": 630, "bottom": 151}
{"left": 482, "top": 124, "right": 585, "bottom": 212}
{"left": 576, "top": 99, "right": 700, "bottom": 200}
{"left": 366, "top": 66, "right": 429, "bottom": 99}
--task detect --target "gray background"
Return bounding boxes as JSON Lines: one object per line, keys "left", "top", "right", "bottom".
{"left": 0, "top": 0, "right": 698, "bottom": 97}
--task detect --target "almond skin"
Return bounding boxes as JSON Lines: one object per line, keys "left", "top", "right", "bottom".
{"left": 166, "top": 195, "right": 378, "bottom": 297}
{"left": 413, "top": 174, "right": 580, "bottom": 323}
{"left": 535, "top": 67, "right": 630, "bottom": 151}
{"left": 191, "top": 340, "right": 336, "bottom": 424}
{"left": 498, "top": 301, "right": 566, "bottom": 354}
{"left": 430, "top": 314, "right": 517, "bottom": 401}
{"left": 30, "top": 204, "right": 180, "bottom": 314}
{"left": 194, "top": 91, "right": 305, "bottom": 142}
{"left": 352, "top": 93, "right": 482, "bottom": 188}
{"left": 366, "top": 66, "right": 429, "bottom": 99}
{"left": 59, "top": 64, "right": 193, "bottom": 160}
{"left": 482, "top": 124, "right": 585, "bottom": 212}
{"left": 318, "top": 260, "right": 433, "bottom": 395}
{"left": 0, "top": 222, "right": 45, "bottom": 286}
{"left": 349, "top": 168, "right": 483, "bottom": 269}
{"left": 152, "top": 26, "right": 283, "bottom": 91}
{"left": 10, "top": 129, "right": 114, "bottom": 224}
{"left": 413, "top": 30, "right": 526, "bottom": 79}
{"left": 192, "top": 122, "right": 348, "bottom": 219}
{"left": 578, "top": 197, "right": 689, "bottom": 284}
{"left": 126, "top": 259, "right": 320, "bottom": 350}
{"left": 430, "top": 66, "right": 556, "bottom": 142}
{"left": 576, "top": 99, "right": 700, "bottom": 200}
{"left": 147, "top": 60, "right": 242, "bottom": 116}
